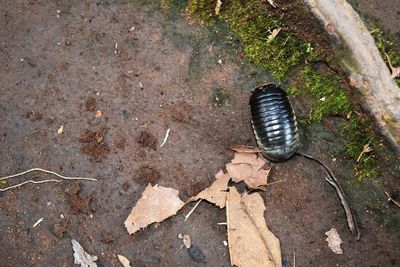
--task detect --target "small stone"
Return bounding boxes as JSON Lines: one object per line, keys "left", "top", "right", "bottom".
{"left": 187, "top": 246, "right": 206, "bottom": 263}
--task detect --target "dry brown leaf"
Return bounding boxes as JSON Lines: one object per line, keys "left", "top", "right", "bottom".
{"left": 117, "top": 255, "right": 131, "bottom": 267}
{"left": 229, "top": 145, "right": 262, "bottom": 153}
{"left": 124, "top": 184, "right": 185, "bottom": 234}
{"left": 226, "top": 187, "right": 281, "bottom": 267}
{"left": 190, "top": 172, "right": 230, "bottom": 208}
{"left": 226, "top": 153, "right": 270, "bottom": 189}
{"left": 325, "top": 228, "right": 343, "bottom": 254}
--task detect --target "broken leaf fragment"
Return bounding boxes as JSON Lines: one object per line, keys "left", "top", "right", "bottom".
{"left": 71, "top": 239, "right": 98, "bottom": 267}
{"left": 226, "top": 187, "right": 281, "bottom": 267}
{"left": 325, "top": 228, "right": 343, "bottom": 254}
{"left": 190, "top": 172, "right": 230, "bottom": 208}
{"left": 124, "top": 184, "right": 185, "bottom": 234}
{"left": 226, "top": 153, "right": 270, "bottom": 189}
{"left": 117, "top": 255, "right": 131, "bottom": 267}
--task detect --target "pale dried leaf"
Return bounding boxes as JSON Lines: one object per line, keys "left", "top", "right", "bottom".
{"left": 226, "top": 153, "right": 270, "bottom": 189}
{"left": 124, "top": 184, "right": 185, "bottom": 234}
{"left": 190, "top": 172, "right": 230, "bottom": 208}
{"left": 226, "top": 187, "right": 281, "bottom": 267}
{"left": 268, "top": 28, "right": 281, "bottom": 42}
{"left": 392, "top": 66, "right": 400, "bottom": 79}
{"left": 71, "top": 239, "right": 98, "bottom": 267}
{"left": 325, "top": 228, "right": 343, "bottom": 254}
{"left": 117, "top": 255, "right": 131, "bottom": 267}
{"left": 229, "top": 145, "right": 262, "bottom": 153}
{"left": 215, "top": 0, "right": 222, "bottom": 15}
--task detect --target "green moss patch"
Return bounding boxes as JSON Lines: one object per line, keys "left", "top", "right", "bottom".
{"left": 290, "top": 66, "right": 352, "bottom": 123}
{"left": 186, "top": 0, "right": 313, "bottom": 80}
{"left": 341, "top": 118, "right": 379, "bottom": 180}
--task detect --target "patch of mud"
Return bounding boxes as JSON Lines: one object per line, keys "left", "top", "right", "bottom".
{"left": 100, "top": 233, "right": 114, "bottom": 243}
{"left": 132, "top": 165, "right": 161, "bottom": 185}
{"left": 170, "top": 102, "right": 193, "bottom": 123}
{"left": 136, "top": 131, "right": 157, "bottom": 150}
{"left": 26, "top": 111, "right": 43, "bottom": 121}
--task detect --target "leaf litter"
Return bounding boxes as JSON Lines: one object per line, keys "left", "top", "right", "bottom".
{"left": 124, "top": 183, "right": 185, "bottom": 234}
{"left": 226, "top": 152, "right": 270, "bottom": 189}
{"left": 226, "top": 187, "right": 281, "bottom": 267}
{"left": 124, "top": 151, "right": 281, "bottom": 266}
{"left": 325, "top": 228, "right": 343, "bottom": 254}
{"left": 117, "top": 255, "right": 131, "bottom": 267}
{"left": 189, "top": 171, "right": 230, "bottom": 208}
{"left": 71, "top": 239, "right": 98, "bottom": 267}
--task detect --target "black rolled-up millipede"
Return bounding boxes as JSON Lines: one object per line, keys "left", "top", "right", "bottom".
{"left": 249, "top": 83, "right": 360, "bottom": 239}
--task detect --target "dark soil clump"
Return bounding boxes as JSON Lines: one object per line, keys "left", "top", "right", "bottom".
{"left": 136, "top": 131, "right": 157, "bottom": 150}
{"left": 64, "top": 182, "right": 98, "bottom": 215}
{"left": 51, "top": 219, "right": 70, "bottom": 239}
{"left": 26, "top": 111, "right": 43, "bottom": 121}
{"left": 85, "top": 97, "right": 96, "bottom": 112}
{"left": 79, "top": 128, "right": 110, "bottom": 162}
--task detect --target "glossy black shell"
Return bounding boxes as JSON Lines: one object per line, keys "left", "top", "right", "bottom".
{"left": 249, "top": 84, "right": 299, "bottom": 162}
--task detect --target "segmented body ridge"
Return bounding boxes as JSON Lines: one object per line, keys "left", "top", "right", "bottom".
{"left": 249, "top": 84, "right": 299, "bottom": 162}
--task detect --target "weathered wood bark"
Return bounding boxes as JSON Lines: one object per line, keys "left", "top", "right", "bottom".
{"left": 304, "top": 0, "right": 400, "bottom": 153}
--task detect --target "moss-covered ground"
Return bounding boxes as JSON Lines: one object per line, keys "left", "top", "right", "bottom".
{"left": 182, "top": 0, "right": 391, "bottom": 181}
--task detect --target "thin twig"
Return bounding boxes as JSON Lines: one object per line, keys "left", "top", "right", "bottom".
{"left": 33, "top": 217, "right": 44, "bottom": 228}
{"left": 295, "top": 153, "right": 360, "bottom": 240}
{"left": 293, "top": 251, "right": 296, "bottom": 267}
{"left": 0, "top": 168, "right": 97, "bottom": 181}
{"left": 160, "top": 128, "right": 171, "bottom": 148}
{"left": 0, "top": 179, "right": 61, "bottom": 192}
{"left": 184, "top": 199, "right": 202, "bottom": 221}
{"left": 264, "top": 179, "right": 287, "bottom": 187}
{"left": 0, "top": 168, "right": 97, "bottom": 192}
{"left": 384, "top": 191, "right": 400, "bottom": 209}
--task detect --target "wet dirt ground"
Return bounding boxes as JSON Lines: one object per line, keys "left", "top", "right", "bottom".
{"left": 0, "top": 1, "right": 399, "bottom": 266}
